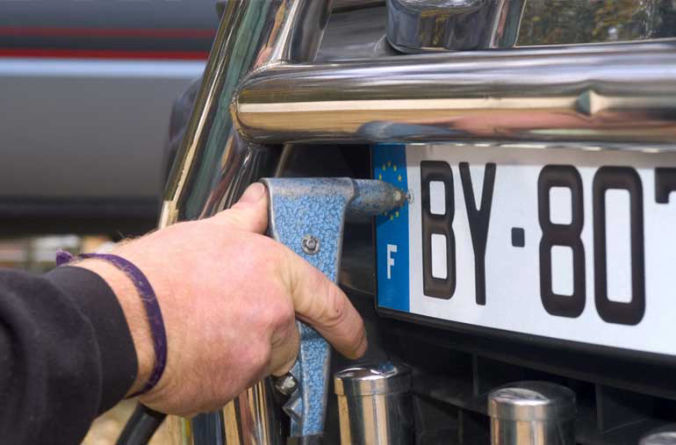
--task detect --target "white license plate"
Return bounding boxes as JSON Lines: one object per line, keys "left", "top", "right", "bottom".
{"left": 374, "top": 143, "right": 676, "bottom": 357}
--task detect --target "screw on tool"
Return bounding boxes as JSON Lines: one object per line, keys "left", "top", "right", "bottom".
{"left": 301, "top": 235, "right": 320, "bottom": 255}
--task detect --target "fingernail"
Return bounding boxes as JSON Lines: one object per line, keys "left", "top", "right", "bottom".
{"left": 238, "top": 183, "right": 266, "bottom": 205}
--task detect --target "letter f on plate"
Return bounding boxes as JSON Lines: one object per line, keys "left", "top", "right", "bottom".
{"left": 387, "top": 244, "right": 398, "bottom": 279}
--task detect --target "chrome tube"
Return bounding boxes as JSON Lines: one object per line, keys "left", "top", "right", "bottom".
{"left": 334, "top": 363, "right": 413, "bottom": 445}
{"left": 221, "top": 380, "right": 284, "bottom": 445}
{"left": 160, "top": 1, "right": 334, "bottom": 445}
{"left": 235, "top": 40, "right": 676, "bottom": 148}
{"left": 161, "top": 0, "right": 333, "bottom": 226}
{"left": 488, "top": 382, "right": 576, "bottom": 445}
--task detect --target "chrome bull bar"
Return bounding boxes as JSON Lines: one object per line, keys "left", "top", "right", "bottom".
{"left": 234, "top": 40, "right": 676, "bottom": 147}
{"left": 158, "top": 1, "right": 676, "bottom": 444}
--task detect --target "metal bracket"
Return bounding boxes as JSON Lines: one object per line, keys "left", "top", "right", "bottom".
{"left": 261, "top": 178, "right": 406, "bottom": 440}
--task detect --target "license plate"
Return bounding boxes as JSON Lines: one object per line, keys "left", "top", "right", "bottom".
{"left": 374, "top": 143, "right": 676, "bottom": 357}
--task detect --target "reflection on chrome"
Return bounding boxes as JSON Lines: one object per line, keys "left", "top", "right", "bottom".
{"left": 386, "top": 0, "right": 525, "bottom": 52}
{"left": 235, "top": 40, "right": 676, "bottom": 149}
{"left": 518, "top": 0, "right": 676, "bottom": 46}
{"left": 161, "top": 0, "right": 334, "bottom": 226}
{"left": 223, "top": 381, "right": 284, "bottom": 445}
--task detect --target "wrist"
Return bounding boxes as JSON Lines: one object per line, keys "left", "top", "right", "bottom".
{"left": 75, "top": 259, "right": 154, "bottom": 396}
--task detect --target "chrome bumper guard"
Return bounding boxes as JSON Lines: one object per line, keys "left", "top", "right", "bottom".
{"left": 157, "top": 0, "right": 676, "bottom": 444}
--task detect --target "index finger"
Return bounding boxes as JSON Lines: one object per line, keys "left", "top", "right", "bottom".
{"left": 281, "top": 250, "right": 367, "bottom": 359}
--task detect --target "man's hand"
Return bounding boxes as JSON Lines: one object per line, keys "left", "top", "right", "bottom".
{"left": 76, "top": 183, "right": 367, "bottom": 416}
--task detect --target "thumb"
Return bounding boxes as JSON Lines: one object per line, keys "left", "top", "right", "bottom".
{"left": 211, "top": 182, "right": 269, "bottom": 233}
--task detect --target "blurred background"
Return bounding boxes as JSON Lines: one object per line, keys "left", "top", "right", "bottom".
{"left": 1, "top": 0, "right": 218, "bottom": 442}
{"left": 0, "top": 0, "right": 217, "bottom": 238}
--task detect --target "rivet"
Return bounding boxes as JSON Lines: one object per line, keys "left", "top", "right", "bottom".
{"left": 301, "top": 235, "right": 320, "bottom": 255}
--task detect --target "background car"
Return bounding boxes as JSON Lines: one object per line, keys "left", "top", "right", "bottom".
{"left": 0, "top": 0, "right": 217, "bottom": 236}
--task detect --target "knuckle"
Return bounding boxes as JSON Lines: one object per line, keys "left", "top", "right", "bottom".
{"left": 254, "top": 237, "right": 288, "bottom": 268}
{"left": 322, "top": 285, "right": 348, "bottom": 327}
{"left": 246, "top": 341, "right": 271, "bottom": 372}
{"left": 224, "top": 211, "right": 245, "bottom": 228}
{"left": 257, "top": 303, "right": 279, "bottom": 330}
{"left": 278, "top": 299, "right": 296, "bottom": 326}
{"left": 237, "top": 235, "right": 284, "bottom": 274}
{"left": 267, "top": 298, "right": 295, "bottom": 331}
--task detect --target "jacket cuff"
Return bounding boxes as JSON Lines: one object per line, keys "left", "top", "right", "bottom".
{"left": 46, "top": 266, "right": 138, "bottom": 412}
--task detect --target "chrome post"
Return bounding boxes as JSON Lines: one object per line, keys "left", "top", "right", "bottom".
{"left": 224, "top": 380, "right": 283, "bottom": 445}
{"left": 386, "top": 0, "right": 525, "bottom": 53}
{"left": 159, "top": 1, "right": 335, "bottom": 444}
{"left": 161, "top": 0, "right": 334, "bottom": 226}
{"left": 488, "top": 381, "right": 576, "bottom": 445}
{"left": 333, "top": 363, "right": 413, "bottom": 445}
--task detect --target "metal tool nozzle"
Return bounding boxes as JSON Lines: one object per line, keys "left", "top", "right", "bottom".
{"left": 348, "top": 179, "right": 408, "bottom": 217}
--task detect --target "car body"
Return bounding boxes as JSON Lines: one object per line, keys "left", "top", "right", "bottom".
{"left": 0, "top": 0, "right": 216, "bottom": 235}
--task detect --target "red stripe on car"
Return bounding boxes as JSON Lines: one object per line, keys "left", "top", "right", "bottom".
{"left": 0, "top": 26, "right": 215, "bottom": 39}
{"left": 0, "top": 48, "right": 210, "bottom": 60}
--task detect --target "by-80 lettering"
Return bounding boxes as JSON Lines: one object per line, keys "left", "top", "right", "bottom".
{"left": 420, "top": 161, "right": 664, "bottom": 326}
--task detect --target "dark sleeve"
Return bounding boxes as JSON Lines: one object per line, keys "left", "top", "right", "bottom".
{"left": 0, "top": 266, "right": 138, "bottom": 445}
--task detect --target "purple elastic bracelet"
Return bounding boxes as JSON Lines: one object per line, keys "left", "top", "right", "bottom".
{"left": 57, "top": 250, "right": 168, "bottom": 397}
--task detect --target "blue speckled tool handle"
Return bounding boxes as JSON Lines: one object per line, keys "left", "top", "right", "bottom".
{"left": 262, "top": 178, "right": 407, "bottom": 439}
{"left": 263, "top": 178, "right": 356, "bottom": 438}
{"left": 287, "top": 323, "right": 331, "bottom": 437}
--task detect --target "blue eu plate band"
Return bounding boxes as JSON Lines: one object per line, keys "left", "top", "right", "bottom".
{"left": 373, "top": 144, "right": 411, "bottom": 313}
{"left": 261, "top": 178, "right": 406, "bottom": 442}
